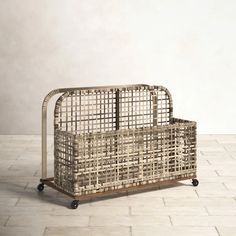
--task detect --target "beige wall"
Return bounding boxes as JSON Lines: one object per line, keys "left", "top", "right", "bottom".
{"left": 0, "top": 0, "right": 236, "bottom": 134}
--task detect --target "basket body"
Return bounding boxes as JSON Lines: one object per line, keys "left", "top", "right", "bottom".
{"left": 53, "top": 85, "right": 197, "bottom": 196}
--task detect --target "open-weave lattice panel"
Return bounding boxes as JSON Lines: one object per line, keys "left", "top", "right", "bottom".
{"left": 54, "top": 85, "right": 172, "bottom": 134}
{"left": 54, "top": 119, "right": 196, "bottom": 196}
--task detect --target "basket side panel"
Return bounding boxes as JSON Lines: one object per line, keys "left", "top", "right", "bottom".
{"left": 168, "top": 121, "right": 197, "bottom": 177}
{"left": 54, "top": 131, "right": 75, "bottom": 194}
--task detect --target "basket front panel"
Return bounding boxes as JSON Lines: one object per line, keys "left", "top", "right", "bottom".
{"left": 70, "top": 124, "right": 196, "bottom": 196}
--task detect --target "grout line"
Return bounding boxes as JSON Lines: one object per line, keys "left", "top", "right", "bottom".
{"left": 168, "top": 215, "right": 173, "bottom": 226}
{"left": 7, "top": 164, "right": 14, "bottom": 171}
{"left": 228, "top": 152, "right": 235, "bottom": 160}
{"left": 129, "top": 226, "right": 132, "bottom": 236}
{"left": 194, "top": 189, "right": 200, "bottom": 198}
{"left": 162, "top": 197, "right": 166, "bottom": 206}
{"left": 234, "top": 197, "right": 236, "bottom": 204}
{"left": 206, "top": 159, "right": 211, "bottom": 165}
{"left": 89, "top": 198, "right": 93, "bottom": 206}
{"left": 43, "top": 226, "right": 47, "bottom": 236}
{"left": 129, "top": 206, "right": 132, "bottom": 216}
{"left": 204, "top": 206, "right": 210, "bottom": 216}
{"left": 215, "top": 139, "right": 220, "bottom": 145}
{"left": 14, "top": 197, "right": 21, "bottom": 206}
{"left": 3, "top": 216, "right": 10, "bottom": 227}
{"left": 222, "top": 145, "right": 230, "bottom": 153}
{"left": 24, "top": 182, "right": 29, "bottom": 190}
{"left": 88, "top": 215, "right": 92, "bottom": 227}
{"left": 214, "top": 226, "right": 221, "bottom": 236}
{"left": 222, "top": 182, "right": 228, "bottom": 190}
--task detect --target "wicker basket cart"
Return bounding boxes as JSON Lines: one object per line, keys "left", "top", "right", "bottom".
{"left": 37, "top": 84, "right": 198, "bottom": 209}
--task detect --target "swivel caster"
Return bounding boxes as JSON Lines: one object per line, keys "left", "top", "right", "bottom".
{"left": 71, "top": 200, "right": 79, "bottom": 209}
{"left": 37, "top": 183, "right": 44, "bottom": 192}
{"left": 192, "top": 179, "right": 199, "bottom": 187}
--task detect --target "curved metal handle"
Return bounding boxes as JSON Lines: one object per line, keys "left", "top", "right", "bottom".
{"left": 41, "top": 88, "right": 63, "bottom": 179}
{"left": 42, "top": 87, "right": 81, "bottom": 179}
{"left": 153, "top": 85, "right": 173, "bottom": 123}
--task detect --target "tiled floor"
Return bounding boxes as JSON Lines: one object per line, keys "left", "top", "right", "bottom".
{"left": 0, "top": 135, "right": 236, "bottom": 236}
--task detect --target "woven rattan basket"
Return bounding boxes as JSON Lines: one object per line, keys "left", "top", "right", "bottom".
{"left": 37, "top": 84, "right": 198, "bottom": 209}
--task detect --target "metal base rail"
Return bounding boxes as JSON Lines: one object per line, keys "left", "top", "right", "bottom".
{"left": 38, "top": 175, "right": 198, "bottom": 208}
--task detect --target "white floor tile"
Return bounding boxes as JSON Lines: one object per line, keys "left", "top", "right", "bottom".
{"left": 216, "top": 226, "right": 236, "bottom": 236}
{"left": 7, "top": 215, "right": 89, "bottom": 227}
{"left": 132, "top": 226, "right": 218, "bottom": 236}
{"left": 90, "top": 215, "right": 171, "bottom": 226}
{"left": 171, "top": 215, "right": 236, "bottom": 226}
{"left": 0, "top": 134, "right": 236, "bottom": 235}
{"left": 0, "top": 226, "right": 45, "bottom": 236}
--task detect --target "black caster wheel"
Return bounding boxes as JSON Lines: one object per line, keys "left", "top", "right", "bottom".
{"left": 71, "top": 200, "right": 79, "bottom": 209}
{"left": 37, "top": 183, "right": 44, "bottom": 192}
{"left": 192, "top": 179, "right": 199, "bottom": 187}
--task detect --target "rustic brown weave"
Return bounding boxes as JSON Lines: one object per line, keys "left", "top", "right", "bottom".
{"left": 53, "top": 85, "right": 196, "bottom": 196}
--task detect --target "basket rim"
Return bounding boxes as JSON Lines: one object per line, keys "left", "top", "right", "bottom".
{"left": 55, "top": 118, "right": 196, "bottom": 139}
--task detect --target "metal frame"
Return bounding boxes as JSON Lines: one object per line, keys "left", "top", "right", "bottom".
{"left": 40, "top": 174, "right": 196, "bottom": 201}
{"left": 39, "top": 84, "right": 197, "bottom": 205}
